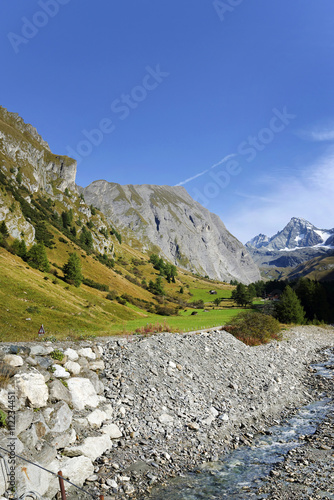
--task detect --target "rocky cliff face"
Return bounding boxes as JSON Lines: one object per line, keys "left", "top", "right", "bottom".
{"left": 81, "top": 181, "right": 260, "bottom": 284}
{"left": 0, "top": 106, "right": 77, "bottom": 195}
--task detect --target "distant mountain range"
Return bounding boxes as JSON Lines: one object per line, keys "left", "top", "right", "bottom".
{"left": 246, "top": 218, "right": 334, "bottom": 279}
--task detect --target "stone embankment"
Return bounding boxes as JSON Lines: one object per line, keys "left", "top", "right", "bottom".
{"left": 0, "top": 325, "right": 332, "bottom": 499}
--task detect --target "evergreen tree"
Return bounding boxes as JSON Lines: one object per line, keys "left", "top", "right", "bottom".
{"left": 27, "top": 243, "right": 50, "bottom": 272}
{"left": 274, "top": 285, "right": 305, "bottom": 324}
{"left": 12, "top": 239, "right": 27, "bottom": 259}
{"left": 231, "top": 283, "right": 252, "bottom": 307}
{"left": 213, "top": 297, "right": 222, "bottom": 306}
{"left": 0, "top": 221, "right": 9, "bottom": 238}
{"left": 63, "top": 253, "right": 83, "bottom": 287}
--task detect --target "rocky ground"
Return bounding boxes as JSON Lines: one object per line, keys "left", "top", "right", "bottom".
{"left": 0, "top": 325, "right": 333, "bottom": 499}
{"left": 82, "top": 325, "right": 334, "bottom": 500}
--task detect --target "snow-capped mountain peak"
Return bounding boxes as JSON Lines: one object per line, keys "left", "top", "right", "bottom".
{"left": 247, "top": 218, "right": 334, "bottom": 251}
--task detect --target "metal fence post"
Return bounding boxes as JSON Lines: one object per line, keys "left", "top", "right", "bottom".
{"left": 58, "top": 470, "right": 67, "bottom": 499}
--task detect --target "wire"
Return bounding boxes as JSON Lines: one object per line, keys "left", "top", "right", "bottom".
{"left": 0, "top": 446, "right": 97, "bottom": 499}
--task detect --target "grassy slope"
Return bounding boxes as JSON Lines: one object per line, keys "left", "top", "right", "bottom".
{"left": 0, "top": 107, "right": 244, "bottom": 341}
{"left": 0, "top": 241, "right": 241, "bottom": 341}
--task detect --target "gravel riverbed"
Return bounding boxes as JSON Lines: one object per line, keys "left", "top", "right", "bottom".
{"left": 81, "top": 325, "right": 334, "bottom": 500}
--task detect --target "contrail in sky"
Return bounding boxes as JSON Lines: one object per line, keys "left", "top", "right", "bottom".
{"left": 175, "top": 154, "right": 236, "bottom": 186}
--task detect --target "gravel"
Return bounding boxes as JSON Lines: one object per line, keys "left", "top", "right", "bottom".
{"left": 80, "top": 325, "right": 334, "bottom": 499}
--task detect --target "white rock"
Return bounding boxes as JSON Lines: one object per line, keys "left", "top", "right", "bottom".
{"left": 210, "top": 406, "right": 219, "bottom": 417}
{"left": 52, "top": 365, "right": 70, "bottom": 379}
{"left": 96, "top": 345, "right": 104, "bottom": 356}
{"left": 60, "top": 455, "right": 94, "bottom": 487}
{"left": 106, "top": 478, "right": 118, "bottom": 489}
{"left": 78, "top": 348, "right": 96, "bottom": 360}
{"left": 168, "top": 361, "right": 176, "bottom": 369}
{"left": 67, "top": 377, "right": 99, "bottom": 410}
{"left": 48, "top": 402, "right": 72, "bottom": 433}
{"left": 89, "top": 360, "right": 105, "bottom": 371}
{"left": 101, "top": 423, "right": 123, "bottom": 439}
{"left": 64, "top": 360, "right": 81, "bottom": 375}
{"left": 220, "top": 413, "right": 229, "bottom": 421}
{"left": 0, "top": 389, "right": 11, "bottom": 410}
{"left": 159, "top": 413, "right": 174, "bottom": 424}
{"left": 103, "top": 404, "right": 113, "bottom": 419}
{"left": 14, "top": 372, "right": 48, "bottom": 408}
{"left": 87, "top": 409, "right": 107, "bottom": 428}
{"left": 64, "top": 347, "right": 79, "bottom": 361}
{"left": 50, "top": 428, "right": 76, "bottom": 449}
{"left": 65, "top": 434, "right": 112, "bottom": 461}
{"left": 3, "top": 354, "right": 23, "bottom": 366}
{"left": 16, "top": 460, "right": 52, "bottom": 497}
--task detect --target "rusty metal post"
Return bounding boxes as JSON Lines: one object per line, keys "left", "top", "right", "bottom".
{"left": 100, "top": 496, "right": 104, "bottom": 500}
{"left": 58, "top": 470, "right": 67, "bottom": 500}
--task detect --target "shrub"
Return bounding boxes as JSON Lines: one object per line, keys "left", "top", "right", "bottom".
{"left": 134, "top": 321, "right": 175, "bottom": 335}
{"left": 223, "top": 311, "right": 282, "bottom": 346}
{"left": 155, "top": 305, "right": 177, "bottom": 316}
{"left": 106, "top": 290, "right": 118, "bottom": 300}
{"left": 50, "top": 349, "right": 64, "bottom": 361}
{"left": 0, "top": 410, "right": 7, "bottom": 428}
{"left": 83, "top": 278, "right": 109, "bottom": 291}
{"left": 189, "top": 299, "right": 204, "bottom": 309}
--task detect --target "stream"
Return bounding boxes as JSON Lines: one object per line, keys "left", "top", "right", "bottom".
{"left": 149, "top": 348, "right": 334, "bottom": 500}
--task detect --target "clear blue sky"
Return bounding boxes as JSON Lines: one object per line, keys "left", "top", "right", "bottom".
{"left": 1, "top": 1, "right": 334, "bottom": 242}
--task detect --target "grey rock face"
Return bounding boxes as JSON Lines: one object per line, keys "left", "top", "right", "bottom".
{"left": 81, "top": 181, "right": 260, "bottom": 284}
{"left": 0, "top": 105, "right": 77, "bottom": 194}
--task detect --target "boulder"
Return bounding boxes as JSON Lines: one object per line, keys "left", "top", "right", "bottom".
{"left": 64, "top": 360, "right": 81, "bottom": 375}
{"left": 67, "top": 377, "right": 99, "bottom": 410}
{"left": 16, "top": 409, "right": 34, "bottom": 435}
{"left": 48, "top": 402, "right": 72, "bottom": 433}
{"left": 78, "top": 347, "right": 96, "bottom": 360}
{"left": 48, "top": 379, "right": 72, "bottom": 405}
{"left": 60, "top": 455, "right": 94, "bottom": 487}
{"left": 64, "top": 348, "right": 79, "bottom": 361}
{"left": 89, "top": 360, "right": 105, "bottom": 371}
{"left": 64, "top": 434, "right": 112, "bottom": 461}
{"left": 3, "top": 354, "right": 24, "bottom": 367}
{"left": 50, "top": 428, "right": 76, "bottom": 449}
{"left": 101, "top": 423, "right": 122, "bottom": 439}
{"left": 30, "top": 345, "right": 53, "bottom": 356}
{"left": 52, "top": 365, "right": 70, "bottom": 379}
{"left": 14, "top": 372, "right": 48, "bottom": 408}
{"left": 86, "top": 409, "right": 107, "bottom": 428}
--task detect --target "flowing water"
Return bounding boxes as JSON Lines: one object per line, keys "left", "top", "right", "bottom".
{"left": 149, "top": 349, "right": 334, "bottom": 500}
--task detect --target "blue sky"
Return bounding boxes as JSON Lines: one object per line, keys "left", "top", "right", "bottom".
{"left": 1, "top": 1, "right": 334, "bottom": 242}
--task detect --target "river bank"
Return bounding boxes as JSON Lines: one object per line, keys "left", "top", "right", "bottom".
{"left": 0, "top": 325, "right": 332, "bottom": 499}
{"left": 85, "top": 325, "right": 334, "bottom": 499}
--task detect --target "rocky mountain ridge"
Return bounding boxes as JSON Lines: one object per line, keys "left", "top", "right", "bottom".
{"left": 246, "top": 217, "right": 334, "bottom": 272}
{"left": 247, "top": 217, "right": 334, "bottom": 251}
{"left": 81, "top": 181, "right": 260, "bottom": 284}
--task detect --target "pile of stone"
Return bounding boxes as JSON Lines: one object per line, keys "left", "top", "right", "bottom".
{"left": 0, "top": 326, "right": 332, "bottom": 499}
{"left": 0, "top": 343, "right": 120, "bottom": 499}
